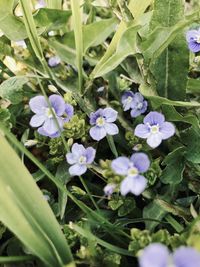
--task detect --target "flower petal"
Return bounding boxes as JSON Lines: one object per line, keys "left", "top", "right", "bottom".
{"left": 43, "top": 117, "right": 63, "bottom": 135}
{"left": 48, "top": 56, "right": 61, "bottom": 67}
{"left": 64, "top": 104, "right": 74, "bottom": 122}
{"left": 69, "top": 164, "right": 87, "bottom": 176}
{"left": 66, "top": 152, "right": 77, "bottom": 164}
{"left": 89, "top": 126, "right": 107, "bottom": 141}
{"left": 30, "top": 114, "right": 46, "bottom": 127}
{"left": 188, "top": 41, "right": 200, "bottom": 53}
{"left": 49, "top": 94, "right": 65, "bottom": 116}
{"left": 71, "top": 143, "right": 86, "bottom": 158}
{"left": 89, "top": 109, "right": 103, "bottom": 125}
{"left": 120, "top": 177, "right": 134, "bottom": 196}
{"left": 139, "top": 243, "right": 169, "bottom": 267}
{"left": 29, "top": 95, "right": 47, "bottom": 114}
{"left": 130, "top": 175, "right": 147, "bottom": 195}
{"left": 173, "top": 247, "right": 200, "bottom": 267}
{"left": 130, "top": 153, "right": 150, "bottom": 173}
{"left": 38, "top": 126, "right": 49, "bottom": 136}
{"left": 134, "top": 124, "right": 150, "bottom": 138}
{"left": 144, "top": 111, "right": 165, "bottom": 125}
{"left": 160, "top": 122, "right": 175, "bottom": 140}
{"left": 121, "top": 91, "right": 135, "bottom": 111}
{"left": 103, "top": 108, "right": 118, "bottom": 122}
{"left": 85, "top": 147, "right": 96, "bottom": 164}
{"left": 111, "top": 157, "right": 130, "bottom": 175}
{"left": 104, "top": 123, "right": 119, "bottom": 135}
{"left": 147, "top": 133, "right": 162, "bottom": 148}
{"left": 130, "top": 109, "right": 143, "bottom": 118}
{"left": 186, "top": 30, "right": 198, "bottom": 42}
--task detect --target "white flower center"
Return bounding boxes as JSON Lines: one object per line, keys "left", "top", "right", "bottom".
{"left": 45, "top": 107, "right": 55, "bottom": 118}
{"left": 167, "top": 256, "right": 176, "bottom": 267}
{"left": 96, "top": 116, "right": 105, "bottom": 127}
{"left": 127, "top": 96, "right": 133, "bottom": 103}
{"left": 128, "top": 167, "right": 138, "bottom": 177}
{"left": 150, "top": 124, "right": 160, "bottom": 134}
{"left": 195, "top": 34, "right": 200, "bottom": 44}
{"left": 78, "top": 156, "right": 87, "bottom": 165}
{"left": 137, "top": 102, "right": 143, "bottom": 109}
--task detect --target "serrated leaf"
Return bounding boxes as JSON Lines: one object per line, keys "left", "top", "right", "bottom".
{"left": 160, "top": 147, "right": 186, "bottom": 184}
{"left": 0, "top": 76, "right": 28, "bottom": 104}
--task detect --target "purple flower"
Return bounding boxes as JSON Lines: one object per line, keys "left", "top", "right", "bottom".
{"left": 121, "top": 91, "right": 147, "bottom": 117}
{"left": 134, "top": 111, "right": 175, "bottom": 148}
{"left": 121, "top": 91, "right": 135, "bottom": 111}
{"left": 48, "top": 56, "right": 61, "bottom": 67}
{"left": 111, "top": 153, "right": 150, "bottom": 196}
{"left": 29, "top": 94, "right": 73, "bottom": 138}
{"left": 104, "top": 184, "right": 116, "bottom": 196}
{"left": 66, "top": 143, "right": 96, "bottom": 176}
{"left": 89, "top": 108, "right": 119, "bottom": 141}
{"left": 139, "top": 243, "right": 200, "bottom": 267}
{"left": 130, "top": 93, "right": 148, "bottom": 118}
{"left": 63, "top": 104, "right": 74, "bottom": 123}
{"left": 186, "top": 28, "right": 200, "bottom": 53}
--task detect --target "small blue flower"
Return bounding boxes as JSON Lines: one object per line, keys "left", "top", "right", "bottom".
{"left": 89, "top": 108, "right": 119, "bottom": 141}
{"left": 66, "top": 143, "right": 96, "bottom": 176}
{"left": 29, "top": 94, "right": 73, "bottom": 138}
{"left": 130, "top": 92, "right": 148, "bottom": 118}
{"left": 35, "top": 0, "right": 46, "bottom": 9}
{"left": 186, "top": 28, "right": 200, "bottom": 53}
{"left": 139, "top": 243, "right": 200, "bottom": 267}
{"left": 121, "top": 91, "right": 135, "bottom": 111}
{"left": 121, "top": 91, "right": 147, "bottom": 117}
{"left": 134, "top": 111, "right": 175, "bottom": 148}
{"left": 48, "top": 56, "right": 61, "bottom": 67}
{"left": 111, "top": 153, "right": 150, "bottom": 196}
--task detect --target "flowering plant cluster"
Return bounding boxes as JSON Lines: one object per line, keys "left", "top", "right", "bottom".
{"left": 1, "top": 0, "right": 200, "bottom": 266}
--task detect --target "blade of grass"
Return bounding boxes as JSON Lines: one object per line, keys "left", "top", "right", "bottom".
{"left": 0, "top": 256, "right": 34, "bottom": 264}
{"left": 70, "top": 0, "right": 83, "bottom": 94}
{"left": 0, "top": 134, "right": 74, "bottom": 267}
{"left": 46, "top": 0, "right": 62, "bottom": 9}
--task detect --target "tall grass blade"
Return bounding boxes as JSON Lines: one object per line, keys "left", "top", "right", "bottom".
{"left": 0, "top": 134, "right": 74, "bottom": 267}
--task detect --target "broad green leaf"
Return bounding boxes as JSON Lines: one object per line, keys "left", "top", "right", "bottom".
{"left": 0, "top": 135, "right": 74, "bottom": 266}
{"left": 181, "top": 127, "right": 200, "bottom": 163}
{"left": 93, "top": 25, "right": 141, "bottom": 78}
{"left": 0, "top": 76, "right": 28, "bottom": 104}
{"left": 187, "top": 78, "right": 200, "bottom": 94}
{"left": 83, "top": 18, "right": 118, "bottom": 53}
{"left": 34, "top": 8, "right": 71, "bottom": 31}
{"left": 162, "top": 105, "right": 200, "bottom": 132}
{"left": 49, "top": 18, "right": 118, "bottom": 66}
{"left": 143, "top": 201, "right": 166, "bottom": 231}
{"left": 139, "top": 83, "right": 200, "bottom": 108}
{"left": 128, "top": 0, "right": 153, "bottom": 20}
{"left": 160, "top": 147, "right": 186, "bottom": 184}
{"left": 148, "top": 0, "right": 188, "bottom": 100}
{"left": 91, "top": 0, "right": 152, "bottom": 79}
{"left": 0, "top": 37, "right": 13, "bottom": 57}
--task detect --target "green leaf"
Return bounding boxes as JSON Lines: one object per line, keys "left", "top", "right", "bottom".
{"left": 0, "top": 76, "right": 28, "bottom": 104}
{"left": 0, "top": 135, "right": 74, "bottom": 266}
{"left": 56, "top": 162, "right": 71, "bottom": 220}
{"left": 143, "top": 201, "right": 166, "bottom": 231}
{"left": 181, "top": 127, "right": 200, "bottom": 163}
{"left": 34, "top": 8, "right": 71, "bottom": 31}
{"left": 187, "top": 78, "right": 200, "bottom": 94}
{"left": 83, "top": 18, "right": 118, "bottom": 53}
{"left": 128, "top": 0, "right": 153, "bottom": 20}
{"left": 139, "top": 83, "right": 200, "bottom": 108}
{"left": 93, "top": 25, "right": 141, "bottom": 78}
{"left": 162, "top": 105, "right": 200, "bottom": 133}
{"left": 160, "top": 147, "right": 185, "bottom": 184}
{"left": 147, "top": 0, "right": 188, "bottom": 100}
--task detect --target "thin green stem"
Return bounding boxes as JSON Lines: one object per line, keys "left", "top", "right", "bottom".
{"left": 0, "top": 255, "right": 34, "bottom": 264}
{"left": 165, "top": 214, "right": 184, "bottom": 233}
{"left": 79, "top": 176, "right": 100, "bottom": 212}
